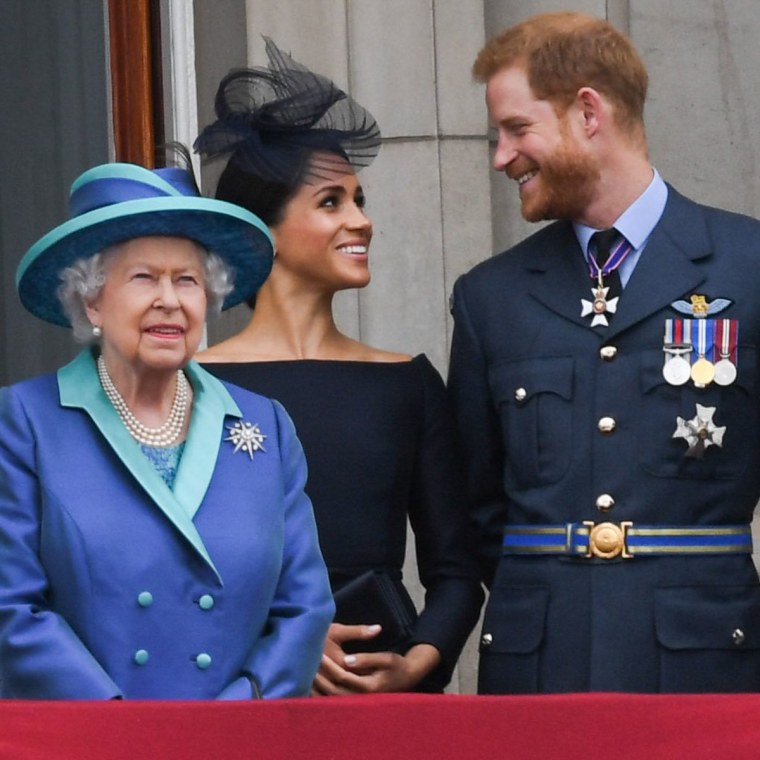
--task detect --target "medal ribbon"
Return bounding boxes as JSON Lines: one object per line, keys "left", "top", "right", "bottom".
{"left": 695, "top": 318, "right": 714, "bottom": 361}
{"left": 587, "top": 236, "right": 634, "bottom": 280}
{"left": 682, "top": 318, "right": 692, "bottom": 353}
{"left": 716, "top": 318, "right": 738, "bottom": 362}
{"left": 663, "top": 319, "right": 690, "bottom": 380}
{"left": 664, "top": 319, "right": 673, "bottom": 344}
{"left": 664, "top": 318, "right": 686, "bottom": 346}
{"left": 664, "top": 318, "right": 689, "bottom": 351}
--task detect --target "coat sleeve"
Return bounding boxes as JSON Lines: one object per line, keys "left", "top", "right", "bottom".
{"left": 447, "top": 276, "right": 510, "bottom": 588}
{"left": 0, "top": 385, "right": 122, "bottom": 699}
{"left": 226, "top": 400, "right": 334, "bottom": 699}
{"left": 405, "top": 356, "right": 484, "bottom": 690}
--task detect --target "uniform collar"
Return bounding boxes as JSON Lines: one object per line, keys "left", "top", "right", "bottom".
{"left": 574, "top": 168, "right": 668, "bottom": 257}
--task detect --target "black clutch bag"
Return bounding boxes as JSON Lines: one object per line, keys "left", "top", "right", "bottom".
{"left": 333, "top": 570, "right": 417, "bottom": 654}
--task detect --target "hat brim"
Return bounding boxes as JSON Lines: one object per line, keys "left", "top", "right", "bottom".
{"left": 16, "top": 196, "right": 274, "bottom": 326}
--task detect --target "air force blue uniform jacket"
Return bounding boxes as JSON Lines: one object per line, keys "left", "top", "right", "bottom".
{"left": 449, "top": 187, "right": 760, "bottom": 693}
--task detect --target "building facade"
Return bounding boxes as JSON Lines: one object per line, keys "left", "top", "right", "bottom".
{"left": 2, "top": 0, "right": 760, "bottom": 692}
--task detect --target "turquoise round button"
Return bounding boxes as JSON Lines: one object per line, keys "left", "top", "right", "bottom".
{"left": 134, "top": 649, "right": 149, "bottom": 666}
{"left": 195, "top": 653, "right": 212, "bottom": 670}
{"left": 137, "top": 592, "right": 153, "bottom": 608}
{"left": 198, "top": 594, "right": 214, "bottom": 611}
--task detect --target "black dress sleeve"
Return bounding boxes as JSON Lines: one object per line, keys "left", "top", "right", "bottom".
{"left": 406, "top": 355, "right": 484, "bottom": 691}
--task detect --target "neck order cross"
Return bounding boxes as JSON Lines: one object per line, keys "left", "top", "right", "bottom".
{"left": 580, "top": 228, "right": 632, "bottom": 327}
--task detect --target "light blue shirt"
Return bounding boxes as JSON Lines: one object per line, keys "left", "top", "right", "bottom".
{"left": 574, "top": 168, "right": 668, "bottom": 287}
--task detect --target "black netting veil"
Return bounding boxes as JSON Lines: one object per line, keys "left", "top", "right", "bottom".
{"left": 194, "top": 37, "right": 381, "bottom": 185}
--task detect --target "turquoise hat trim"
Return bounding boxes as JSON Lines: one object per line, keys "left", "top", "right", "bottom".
{"left": 16, "top": 162, "right": 274, "bottom": 326}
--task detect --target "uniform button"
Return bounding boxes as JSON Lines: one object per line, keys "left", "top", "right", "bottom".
{"left": 195, "top": 653, "right": 212, "bottom": 669}
{"left": 137, "top": 591, "right": 153, "bottom": 608}
{"left": 134, "top": 649, "right": 150, "bottom": 665}
{"left": 481, "top": 633, "right": 493, "bottom": 647}
{"left": 598, "top": 416, "right": 616, "bottom": 433}
{"left": 198, "top": 594, "right": 215, "bottom": 611}
{"left": 514, "top": 387, "right": 527, "bottom": 402}
{"left": 733, "top": 629, "right": 746, "bottom": 646}
{"left": 595, "top": 494, "right": 615, "bottom": 512}
{"left": 600, "top": 345, "right": 618, "bottom": 361}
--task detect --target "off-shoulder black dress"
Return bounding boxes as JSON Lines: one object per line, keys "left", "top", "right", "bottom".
{"left": 204, "top": 354, "right": 483, "bottom": 690}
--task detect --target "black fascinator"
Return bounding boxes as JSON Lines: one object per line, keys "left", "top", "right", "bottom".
{"left": 194, "top": 37, "right": 381, "bottom": 185}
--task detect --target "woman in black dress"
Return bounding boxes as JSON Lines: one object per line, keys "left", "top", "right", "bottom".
{"left": 195, "top": 39, "right": 483, "bottom": 694}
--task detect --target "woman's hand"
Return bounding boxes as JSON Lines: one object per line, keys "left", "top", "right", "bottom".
{"left": 312, "top": 623, "right": 441, "bottom": 695}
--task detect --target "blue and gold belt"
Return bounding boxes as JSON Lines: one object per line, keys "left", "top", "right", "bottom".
{"left": 502, "top": 522, "right": 753, "bottom": 560}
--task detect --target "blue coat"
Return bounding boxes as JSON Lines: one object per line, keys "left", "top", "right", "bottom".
{"left": 449, "top": 186, "right": 760, "bottom": 693}
{"left": 0, "top": 350, "right": 334, "bottom": 699}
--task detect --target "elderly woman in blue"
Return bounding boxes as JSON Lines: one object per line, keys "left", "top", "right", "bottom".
{"left": 0, "top": 154, "right": 334, "bottom": 700}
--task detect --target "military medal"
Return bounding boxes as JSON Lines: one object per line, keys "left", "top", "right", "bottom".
{"left": 690, "top": 318, "right": 715, "bottom": 387}
{"left": 581, "top": 233, "right": 632, "bottom": 328}
{"left": 690, "top": 358, "right": 714, "bottom": 386}
{"left": 667, "top": 296, "right": 737, "bottom": 389}
{"left": 663, "top": 349, "right": 691, "bottom": 385}
{"left": 713, "top": 318, "right": 738, "bottom": 386}
{"left": 662, "top": 319, "right": 692, "bottom": 386}
{"left": 672, "top": 404, "right": 726, "bottom": 459}
{"left": 714, "top": 360, "right": 737, "bottom": 386}
{"left": 581, "top": 280, "right": 618, "bottom": 327}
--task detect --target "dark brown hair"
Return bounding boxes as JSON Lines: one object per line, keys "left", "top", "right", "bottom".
{"left": 215, "top": 158, "right": 300, "bottom": 227}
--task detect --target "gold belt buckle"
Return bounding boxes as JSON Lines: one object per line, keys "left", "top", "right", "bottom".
{"left": 583, "top": 521, "right": 633, "bottom": 559}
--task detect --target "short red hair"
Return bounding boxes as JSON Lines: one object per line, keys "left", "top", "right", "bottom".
{"left": 473, "top": 12, "right": 648, "bottom": 138}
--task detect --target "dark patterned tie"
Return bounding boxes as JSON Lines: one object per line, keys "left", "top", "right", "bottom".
{"left": 590, "top": 228, "right": 622, "bottom": 300}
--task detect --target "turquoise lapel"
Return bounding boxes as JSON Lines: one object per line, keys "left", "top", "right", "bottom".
{"left": 173, "top": 361, "right": 243, "bottom": 519}
{"left": 58, "top": 351, "right": 242, "bottom": 581}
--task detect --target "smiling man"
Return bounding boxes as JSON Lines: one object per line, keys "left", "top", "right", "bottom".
{"left": 448, "top": 11, "right": 760, "bottom": 694}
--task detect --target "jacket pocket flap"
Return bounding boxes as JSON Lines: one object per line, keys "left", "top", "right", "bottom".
{"left": 481, "top": 587, "right": 549, "bottom": 654}
{"left": 655, "top": 585, "right": 760, "bottom": 650}
{"left": 489, "top": 357, "right": 573, "bottom": 405}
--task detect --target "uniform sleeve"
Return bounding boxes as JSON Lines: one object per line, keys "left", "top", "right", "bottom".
{"left": 0, "top": 386, "right": 122, "bottom": 699}
{"left": 234, "top": 400, "right": 334, "bottom": 698}
{"left": 406, "top": 356, "right": 484, "bottom": 690}
{"left": 447, "top": 276, "right": 510, "bottom": 588}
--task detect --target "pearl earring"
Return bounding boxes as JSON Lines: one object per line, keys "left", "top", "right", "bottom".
{"left": 92, "top": 325, "right": 102, "bottom": 338}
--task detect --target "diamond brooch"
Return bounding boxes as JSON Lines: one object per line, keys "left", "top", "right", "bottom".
{"left": 225, "top": 420, "right": 267, "bottom": 460}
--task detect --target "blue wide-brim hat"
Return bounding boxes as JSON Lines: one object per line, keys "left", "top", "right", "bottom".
{"left": 16, "top": 162, "right": 274, "bottom": 326}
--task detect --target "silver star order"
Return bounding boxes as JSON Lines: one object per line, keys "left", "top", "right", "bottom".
{"left": 225, "top": 421, "right": 267, "bottom": 460}
{"left": 672, "top": 404, "right": 726, "bottom": 459}
{"left": 581, "top": 287, "right": 619, "bottom": 327}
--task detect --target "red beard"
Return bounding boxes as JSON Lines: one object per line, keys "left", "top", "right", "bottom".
{"left": 518, "top": 139, "right": 600, "bottom": 222}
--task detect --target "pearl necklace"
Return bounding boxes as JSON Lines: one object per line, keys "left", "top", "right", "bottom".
{"left": 97, "top": 355, "right": 189, "bottom": 447}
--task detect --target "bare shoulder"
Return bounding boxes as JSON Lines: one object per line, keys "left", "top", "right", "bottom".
{"left": 351, "top": 342, "right": 413, "bottom": 363}
{"left": 196, "top": 336, "right": 255, "bottom": 363}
